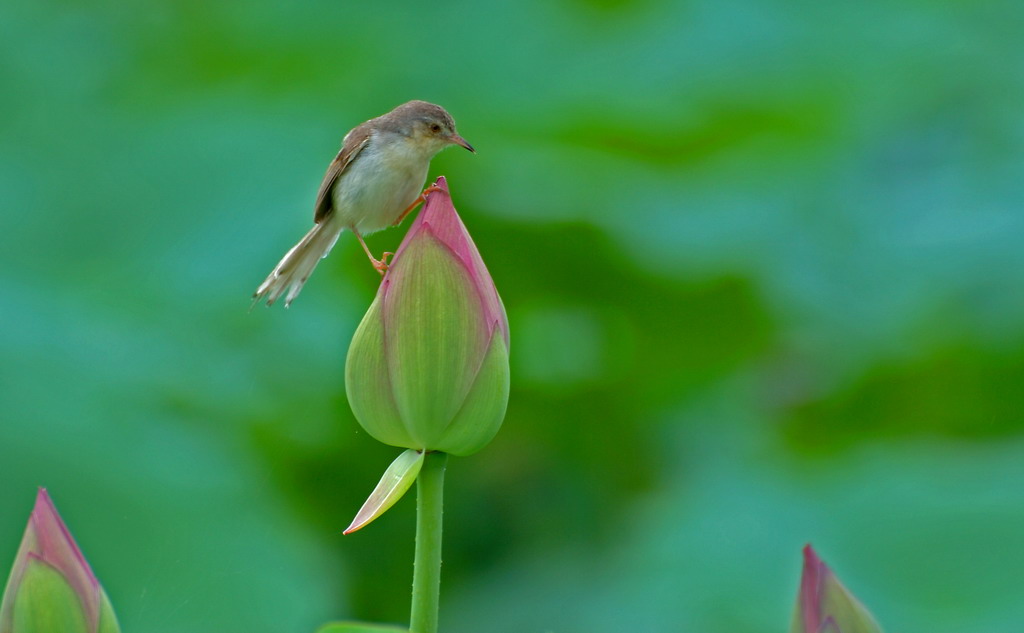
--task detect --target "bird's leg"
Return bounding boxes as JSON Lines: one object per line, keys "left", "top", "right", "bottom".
{"left": 352, "top": 228, "right": 389, "bottom": 275}
{"left": 392, "top": 184, "right": 444, "bottom": 226}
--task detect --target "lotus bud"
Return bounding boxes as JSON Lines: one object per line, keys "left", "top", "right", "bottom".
{"left": 0, "top": 489, "right": 120, "bottom": 633}
{"left": 346, "top": 177, "right": 510, "bottom": 456}
{"left": 791, "top": 545, "right": 883, "bottom": 633}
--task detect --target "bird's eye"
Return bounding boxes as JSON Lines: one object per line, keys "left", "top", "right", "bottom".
{"left": 430, "top": 123, "right": 441, "bottom": 133}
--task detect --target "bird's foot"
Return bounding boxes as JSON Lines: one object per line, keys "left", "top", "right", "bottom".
{"left": 392, "top": 185, "right": 445, "bottom": 226}
{"left": 372, "top": 252, "right": 393, "bottom": 275}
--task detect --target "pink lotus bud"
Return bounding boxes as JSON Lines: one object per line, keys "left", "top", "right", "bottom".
{"left": 0, "top": 489, "right": 120, "bottom": 633}
{"left": 346, "top": 177, "right": 509, "bottom": 456}
{"left": 791, "top": 545, "right": 882, "bottom": 633}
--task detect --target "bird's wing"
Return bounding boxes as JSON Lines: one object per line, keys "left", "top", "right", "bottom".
{"left": 313, "top": 124, "right": 373, "bottom": 223}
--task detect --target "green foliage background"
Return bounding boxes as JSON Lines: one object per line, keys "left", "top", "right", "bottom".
{"left": 1, "top": 0, "right": 1022, "bottom": 631}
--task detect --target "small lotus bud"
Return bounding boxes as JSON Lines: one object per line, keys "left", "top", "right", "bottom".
{"left": 791, "top": 545, "right": 883, "bottom": 633}
{"left": 346, "top": 177, "right": 510, "bottom": 456}
{"left": 0, "top": 489, "right": 120, "bottom": 633}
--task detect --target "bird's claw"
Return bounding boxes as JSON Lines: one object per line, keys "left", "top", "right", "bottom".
{"left": 373, "top": 252, "right": 393, "bottom": 275}
{"left": 392, "top": 185, "right": 444, "bottom": 226}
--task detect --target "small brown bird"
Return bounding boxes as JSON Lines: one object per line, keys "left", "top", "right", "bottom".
{"left": 253, "top": 100, "right": 474, "bottom": 307}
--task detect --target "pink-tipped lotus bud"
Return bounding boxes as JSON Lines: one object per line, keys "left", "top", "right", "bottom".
{"left": 791, "top": 545, "right": 883, "bottom": 633}
{"left": 346, "top": 177, "right": 509, "bottom": 456}
{"left": 0, "top": 489, "right": 120, "bottom": 633}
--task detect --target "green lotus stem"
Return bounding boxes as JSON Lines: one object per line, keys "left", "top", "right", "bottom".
{"left": 409, "top": 451, "right": 447, "bottom": 633}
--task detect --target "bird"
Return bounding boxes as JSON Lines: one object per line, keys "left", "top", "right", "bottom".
{"left": 253, "top": 100, "right": 475, "bottom": 307}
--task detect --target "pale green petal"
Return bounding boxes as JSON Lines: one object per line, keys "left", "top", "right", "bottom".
{"left": 437, "top": 333, "right": 510, "bottom": 456}
{"left": 0, "top": 537, "right": 31, "bottom": 632}
{"left": 346, "top": 294, "right": 414, "bottom": 448}
{"left": 384, "top": 232, "right": 488, "bottom": 448}
{"left": 10, "top": 561, "right": 88, "bottom": 633}
{"left": 96, "top": 588, "right": 121, "bottom": 633}
{"left": 789, "top": 604, "right": 802, "bottom": 633}
{"left": 819, "top": 574, "right": 883, "bottom": 633}
{"left": 344, "top": 449, "right": 424, "bottom": 534}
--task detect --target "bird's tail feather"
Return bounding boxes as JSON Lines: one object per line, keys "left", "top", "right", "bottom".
{"left": 253, "top": 222, "right": 343, "bottom": 307}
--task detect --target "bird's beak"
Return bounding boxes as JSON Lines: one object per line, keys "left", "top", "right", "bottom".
{"left": 451, "top": 134, "right": 475, "bottom": 153}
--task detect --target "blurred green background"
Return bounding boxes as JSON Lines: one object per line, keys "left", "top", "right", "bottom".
{"left": 2, "top": 0, "right": 1022, "bottom": 631}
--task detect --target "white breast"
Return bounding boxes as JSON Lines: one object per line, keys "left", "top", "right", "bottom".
{"left": 331, "top": 132, "right": 431, "bottom": 235}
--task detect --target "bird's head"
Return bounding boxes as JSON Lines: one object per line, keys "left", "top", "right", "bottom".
{"left": 394, "top": 101, "right": 475, "bottom": 156}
